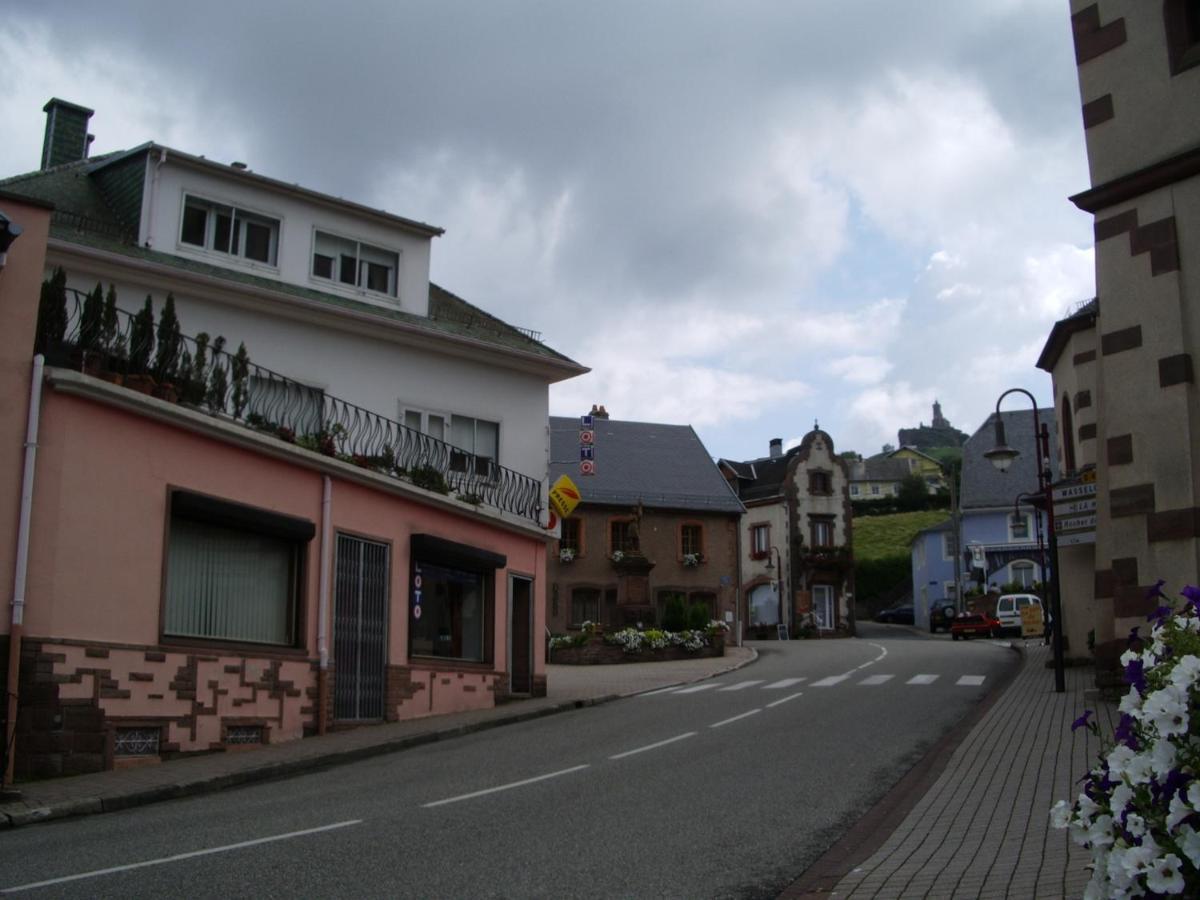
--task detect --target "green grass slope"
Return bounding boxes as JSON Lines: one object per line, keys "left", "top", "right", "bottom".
{"left": 853, "top": 509, "right": 951, "bottom": 560}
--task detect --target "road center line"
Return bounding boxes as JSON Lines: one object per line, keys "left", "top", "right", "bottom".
{"left": 766, "top": 691, "right": 804, "bottom": 707}
{"left": 422, "top": 764, "right": 589, "bottom": 808}
{"left": 709, "top": 709, "right": 761, "bottom": 728}
{"left": 609, "top": 732, "right": 696, "bottom": 760}
{"left": 0, "top": 820, "right": 363, "bottom": 894}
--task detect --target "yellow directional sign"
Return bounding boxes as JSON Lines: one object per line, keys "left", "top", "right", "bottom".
{"left": 548, "top": 474, "right": 582, "bottom": 519}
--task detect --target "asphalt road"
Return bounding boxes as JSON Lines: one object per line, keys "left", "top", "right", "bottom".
{"left": 0, "top": 626, "right": 1017, "bottom": 899}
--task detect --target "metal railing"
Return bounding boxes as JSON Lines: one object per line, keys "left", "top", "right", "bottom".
{"left": 35, "top": 285, "right": 544, "bottom": 523}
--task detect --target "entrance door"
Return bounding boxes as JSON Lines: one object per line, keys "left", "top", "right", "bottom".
{"left": 813, "top": 584, "right": 834, "bottom": 631}
{"left": 509, "top": 575, "right": 533, "bottom": 694}
{"left": 334, "top": 534, "right": 389, "bottom": 720}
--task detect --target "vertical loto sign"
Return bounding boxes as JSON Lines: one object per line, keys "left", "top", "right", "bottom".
{"left": 579, "top": 413, "right": 595, "bottom": 476}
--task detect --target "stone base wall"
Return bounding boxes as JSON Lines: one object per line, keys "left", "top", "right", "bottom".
{"left": 13, "top": 638, "right": 317, "bottom": 780}
{"left": 551, "top": 636, "right": 725, "bottom": 665}
{"left": 385, "top": 665, "right": 498, "bottom": 719}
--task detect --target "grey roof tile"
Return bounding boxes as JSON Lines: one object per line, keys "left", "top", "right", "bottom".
{"left": 550, "top": 417, "right": 744, "bottom": 513}
{"left": 961, "top": 409, "right": 1058, "bottom": 509}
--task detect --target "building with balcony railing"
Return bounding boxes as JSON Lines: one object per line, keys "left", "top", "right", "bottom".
{"left": 0, "top": 99, "right": 586, "bottom": 781}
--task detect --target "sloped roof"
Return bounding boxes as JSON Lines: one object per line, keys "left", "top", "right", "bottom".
{"left": 852, "top": 456, "right": 915, "bottom": 482}
{"left": 961, "top": 409, "right": 1059, "bottom": 510}
{"left": 549, "top": 417, "right": 744, "bottom": 514}
{"left": 0, "top": 150, "right": 585, "bottom": 373}
{"left": 718, "top": 449, "right": 796, "bottom": 502}
{"left": 1036, "top": 298, "right": 1098, "bottom": 372}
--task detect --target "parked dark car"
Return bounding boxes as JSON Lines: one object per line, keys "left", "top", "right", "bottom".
{"left": 875, "top": 604, "right": 914, "bottom": 625}
{"left": 929, "top": 602, "right": 959, "bottom": 633}
{"left": 951, "top": 613, "right": 1002, "bottom": 640}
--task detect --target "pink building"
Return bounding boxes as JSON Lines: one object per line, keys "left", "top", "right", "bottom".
{"left": 0, "top": 101, "right": 585, "bottom": 780}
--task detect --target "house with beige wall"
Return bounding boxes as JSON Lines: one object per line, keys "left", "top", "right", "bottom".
{"left": 0, "top": 100, "right": 585, "bottom": 781}
{"left": 720, "top": 427, "right": 855, "bottom": 638}
{"left": 1040, "top": 1, "right": 1200, "bottom": 685}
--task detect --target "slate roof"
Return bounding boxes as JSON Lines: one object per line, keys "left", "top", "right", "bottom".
{"left": 851, "top": 457, "right": 915, "bottom": 482}
{"left": 549, "top": 417, "right": 744, "bottom": 514}
{"left": 960, "top": 409, "right": 1059, "bottom": 510}
{"left": 717, "top": 449, "right": 797, "bottom": 502}
{"left": 0, "top": 150, "right": 585, "bottom": 373}
{"left": 1036, "top": 298, "right": 1098, "bottom": 372}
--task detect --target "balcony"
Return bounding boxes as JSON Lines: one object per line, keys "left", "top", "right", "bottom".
{"left": 33, "top": 276, "right": 544, "bottom": 523}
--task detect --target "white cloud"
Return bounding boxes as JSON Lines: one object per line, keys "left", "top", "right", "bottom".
{"left": 829, "top": 355, "right": 894, "bottom": 385}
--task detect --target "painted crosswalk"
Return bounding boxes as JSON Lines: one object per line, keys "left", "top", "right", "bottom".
{"left": 646, "top": 673, "right": 988, "bottom": 696}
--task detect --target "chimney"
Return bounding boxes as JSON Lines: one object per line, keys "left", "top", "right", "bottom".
{"left": 590, "top": 404, "right": 610, "bottom": 420}
{"left": 41, "top": 99, "right": 95, "bottom": 170}
{"left": 769, "top": 438, "right": 783, "bottom": 458}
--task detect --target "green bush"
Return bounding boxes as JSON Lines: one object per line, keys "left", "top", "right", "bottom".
{"left": 661, "top": 595, "right": 687, "bottom": 631}
{"left": 854, "top": 554, "right": 912, "bottom": 605}
{"left": 685, "top": 601, "right": 709, "bottom": 630}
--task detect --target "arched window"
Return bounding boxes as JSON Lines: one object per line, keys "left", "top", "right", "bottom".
{"left": 1061, "top": 393, "right": 1076, "bottom": 474}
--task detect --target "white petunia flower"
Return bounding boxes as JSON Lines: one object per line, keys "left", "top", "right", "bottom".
{"left": 1124, "top": 813, "right": 1147, "bottom": 837}
{"left": 1088, "top": 814, "right": 1116, "bottom": 849}
{"left": 1168, "top": 793, "right": 1192, "bottom": 830}
{"left": 1145, "top": 853, "right": 1184, "bottom": 894}
{"left": 1123, "top": 752, "right": 1155, "bottom": 786}
{"left": 1170, "top": 654, "right": 1200, "bottom": 688}
{"left": 1119, "top": 689, "right": 1144, "bottom": 717}
{"left": 1178, "top": 824, "right": 1200, "bottom": 869}
{"left": 1107, "top": 746, "right": 1138, "bottom": 779}
{"left": 1077, "top": 792, "right": 1100, "bottom": 824}
{"left": 1109, "top": 783, "right": 1135, "bottom": 817}
{"left": 1149, "top": 739, "right": 1177, "bottom": 778}
{"left": 1051, "top": 799, "right": 1072, "bottom": 829}
{"left": 1142, "top": 685, "right": 1190, "bottom": 737}
{"left": 1120, "top": 649, "right": 1140, "bottom": 667}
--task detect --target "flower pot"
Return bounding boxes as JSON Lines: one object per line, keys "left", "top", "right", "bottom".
{"left": 125, "top": 374, "right": 157, "bottom": 395}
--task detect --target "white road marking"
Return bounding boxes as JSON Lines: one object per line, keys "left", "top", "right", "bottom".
{"left": 907, "top": 674, "right": 940, "bottom": 685}
{"left": 763, "top": 677, "right": 806, "bottom": 689}
{"left": 859, "top": 674, "right": 894, "bottom": 685}
{"left": 674, "top": 683, "right": 721, "bottom": 694}
{"left": 766, "top": 692, "right": 804, "bottom": 708}
{"left": 639, "top": 685, "right": 684, "bottom": 696}
{"left": 811, "top": 675, "right": 850, "bottom": 687}
{"left": 0, "top": 821, "right": 363, "bottom": 893}
{"left": 609, "top": 732, "right": 697, "bottom": 760}
{"left": 957, "top": 675, "right": 986, "bottom": 686}
{"left": 710, "top": 709, "right": 761, "bottom": 728}
{"left": 422, "top": 765, "right": 590, "bottom": 808}
{"left": 717, "top": 680, "right": 764, "bottom": 691}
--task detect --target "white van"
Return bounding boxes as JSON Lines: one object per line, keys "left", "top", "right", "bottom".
{"left": 995, "top": 594, "right": 1046, "bottom": 634}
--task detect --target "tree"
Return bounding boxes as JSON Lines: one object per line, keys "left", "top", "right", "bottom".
{"left": 898, "top": 473, "right": 930, "bottom": 509}
{"left": 153, "top": 293, "right": 182, "bottom": 380}
{"left": 129, "top": 296, "right": 155, "bottom": 374}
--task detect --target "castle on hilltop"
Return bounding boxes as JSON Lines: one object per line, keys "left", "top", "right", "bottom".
{"left": 897, "top": 401, "right": 966, "bottom": 450}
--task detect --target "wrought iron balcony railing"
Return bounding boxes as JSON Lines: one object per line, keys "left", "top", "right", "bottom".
{"left": 34, "top": 282, "right": 545, "bottom": 523}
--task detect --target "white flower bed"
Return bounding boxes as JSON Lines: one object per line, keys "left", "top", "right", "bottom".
{"left": 1052, "top": 582, "right": 1200, "bottom": 898}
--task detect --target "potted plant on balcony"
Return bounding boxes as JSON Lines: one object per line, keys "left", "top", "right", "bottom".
{"left": 34, "top": 268, "right": 70, "bottom": 366}
{"left": 125, "top": 296, "right": 156, "bottom": 394}
{"left": 97, "top": 284, "right": 126, "bottom": 384}
{"left": 682, "top": 552, "right": 703, "bottom": 567}
{"left": 151, "top": 294, "right": 182, "bottom": 402}
{"left": 559, "top": 547, "right": 576, "bottom": 563}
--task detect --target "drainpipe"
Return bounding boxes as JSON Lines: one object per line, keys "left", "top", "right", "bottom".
{"left": 143, "top": 148, "right": 167, "bottom": 248}
{"left": 5, "top": 355, "right": 44, "bottom": 789}
{"left": 316, "top": 475, "right": 333, "bottom": 735}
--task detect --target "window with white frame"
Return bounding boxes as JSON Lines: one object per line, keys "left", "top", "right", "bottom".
{"left": 813, "top": 584, "right": 834, "bottom": 630}
{"left": 1009, "top": 513, "right": 1032, "bottom": 541}
{"left": 402, "top": 407, "right": 448, "bottom": 443}
{"left": 850, "top": 484, "right": 859, "bottom": 495}
{"left": 942, "top": 530, "right": 958, "bottom": 561}
{"left": 312, "top": 230, "right": 398, "bottom": 298}
{"left": 810, "top": 517, "right": 834, "bottom": 548}
{"left": 870, "top": 484, "right": 880, "bottom": 496}
{"left": 750, "top": 523, "right": 770, "bottom": 559}
{"left": 448, "top": 415, "right": 499, "bottom": 478}
{"left": 181, "top": 195, "right": 279, "bottom": 265}
{"left": 1011, "top": 560, "right": 1036, "bottom": 588}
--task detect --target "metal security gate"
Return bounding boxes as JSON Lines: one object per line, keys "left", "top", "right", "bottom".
{"left": 334, "top": 534, "right": 389, "bottom": 720}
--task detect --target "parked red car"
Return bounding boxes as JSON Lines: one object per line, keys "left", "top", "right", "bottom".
{"left": 951, "top": 613, "right": 1001, "bottom": 641}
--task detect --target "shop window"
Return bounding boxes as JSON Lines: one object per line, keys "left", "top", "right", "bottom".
{"left": 181, "top": 195, "right": 279, "bottom": 265}
{"left": 690, "top": 591, "right": 717, "bottom": 619}
{"left": 312, "top": 230, "right": 398, "bottom": 297}
{"left": 571, "top": 588, "right": 600, "bottom": 627}
{"left": 163, "top": 490, "right": 313, "bottom": 646}
{"left": 750, "top": 523, "right": 770, "bottom": 559}
{"left": 409, "top": 534, "right": 504, "bottom": 663}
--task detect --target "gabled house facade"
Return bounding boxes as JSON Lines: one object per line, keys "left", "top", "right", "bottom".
{"left": 911, "top": 410, "right": 1057, "bottom": 630}
{"left": 0, "top": 100, "right": 585, "bottom": 780}
{"left": 546, "top": 412, "right": 743, "bottom": 633}
{"left": 1038, "top": 1, "right": 1200, "bottom": 685}
{"left": 848, "top": 455, "right": 919, "bottom": 501}
{"left": 720, "top": 427, "right": 855, "bottom": 638}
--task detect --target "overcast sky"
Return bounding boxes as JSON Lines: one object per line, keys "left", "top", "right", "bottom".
{"left": 0, "top": 1, "right": 1094, "bottom": 462}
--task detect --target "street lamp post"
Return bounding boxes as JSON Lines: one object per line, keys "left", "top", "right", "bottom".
{"left": 983, "top": 388, "right": 1066, "bottom": 693}
{"left": 765, "top": 545, "right": 786, "bottom": 634}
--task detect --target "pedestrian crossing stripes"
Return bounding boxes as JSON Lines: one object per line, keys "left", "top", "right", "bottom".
{"left": 646, "top": 673, "right": 988, "bottom": 696}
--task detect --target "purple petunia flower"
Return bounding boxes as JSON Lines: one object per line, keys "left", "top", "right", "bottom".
{"left": 1147, "top": 605, "right": 1173, "bottom": 626}
{"left": 1128, "top": 625, "right": 1141, "bottom": 646}
{"left": 1125, "top": 656, "right": 1147, "bottom": 693}
{"left": 1182, "top": 584, "right": 1200, "bottom": 615}
{"left": 1114, "top": 713, "right": 1139, "bottom": 749}
{"left": 1072, "top": 709, "right": 1094, "bottom": 732}
{"left": 1147, "top": 578, "right": 1167, "bottom": 600}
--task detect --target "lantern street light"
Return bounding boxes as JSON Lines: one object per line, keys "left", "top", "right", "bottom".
{"left": 985, "top": 388, "right": 1065, "bottom": 692}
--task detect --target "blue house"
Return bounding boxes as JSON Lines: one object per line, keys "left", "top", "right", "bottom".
{"left": 911, "top": 409, "right": 1057, "bottom": 630}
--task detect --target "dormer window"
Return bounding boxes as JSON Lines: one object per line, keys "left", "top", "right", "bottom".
{"left": 180, "top": 195, "right": 278, "bottom": 265}
{"left": 312, "top": 230, "right": 398, "bottom": 298}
